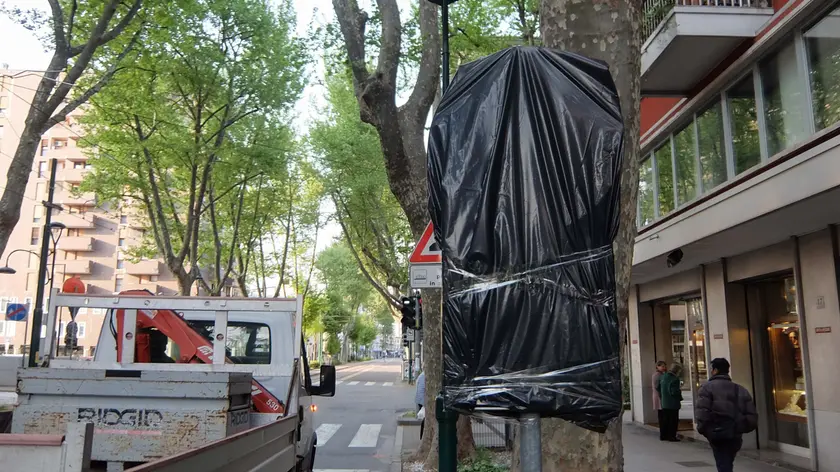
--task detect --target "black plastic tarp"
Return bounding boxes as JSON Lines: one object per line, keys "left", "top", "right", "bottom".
{"left": 427, "top": 47, "right": 624, "bottom": 432}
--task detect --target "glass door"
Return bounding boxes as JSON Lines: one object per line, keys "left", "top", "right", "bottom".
{"left": 686, "top": 298, "right": 708, "bottom": 396}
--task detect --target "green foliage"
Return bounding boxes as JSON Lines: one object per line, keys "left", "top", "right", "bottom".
{"left": 78, "top": 0, "right": 308, "bottom": 294}
{"left": 309, "top": 77, "right": 412, "bottom": 302}
{"left": 326, "top": 335, "right": 342, "bottom": 356}
{"left": 458, "top": 448, "right": 508, "bottom": 472}
{"left": 303, "top": 291, "right": 328, "bottom": 335}
{"left": 348, "top": 315, "right": 378, "bottom": 348}
{"left": 316, "top": 242, "right": 373, "bottom": 314}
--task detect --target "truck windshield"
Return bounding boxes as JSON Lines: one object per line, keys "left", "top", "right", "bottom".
{"left": 183, "top": 321, "right": 271, "bottom": 365}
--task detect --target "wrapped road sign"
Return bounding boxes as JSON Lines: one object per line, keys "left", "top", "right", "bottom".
{"left": 428, "top": 47, "right": 624, "bottom": 432}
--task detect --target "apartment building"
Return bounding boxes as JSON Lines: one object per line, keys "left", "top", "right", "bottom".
{"left": 0, "top": 70, "right": 179, "bottom": 359}
{"left": 626, "top": 1, "right": 840, "bottom": 470}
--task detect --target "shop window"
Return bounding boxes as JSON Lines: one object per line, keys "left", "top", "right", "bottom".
{"left": 654, "top": 143, "right": 674, "bottom": 215}
{"left": 673, "top": 123, "right": 697, "bottom": 206}
{"left": 696, "top": 102, "right": 728, "bottom": 193}
{"left": 759, "top": 42, "right": 810, "bottom": 157}
{"left": 727, "top": 74, "right": 762, "bottom": 174}
{"left": 804, "top": 6, "right": 840, "bottom": 131}
{"left": 638, "top": 158, "right": 655, "bottom": 227}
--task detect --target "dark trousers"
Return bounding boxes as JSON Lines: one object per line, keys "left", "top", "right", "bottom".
{"left": 710, "top": 437, "right": 743, "bottom": 472}
{"left": 418, "top": 404, "right": 424, "bottom": 439}
{"left": 661, "top": 408, "right": 680, "bottom": 440}
{"left": 657, "top": 409, "right": 666, "bottom": 439}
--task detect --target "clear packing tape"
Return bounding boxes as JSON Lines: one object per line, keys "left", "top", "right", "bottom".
{"left": 427, "top": 47, "right": 625, "bottom": 433}
{"left": 441, "top": 245, "right": 622, "bottom": 433}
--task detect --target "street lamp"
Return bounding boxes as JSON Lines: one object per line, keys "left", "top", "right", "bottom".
{"left": 0, "top": 249, "right": 42, "bottom": 275}
{"left": 426, "top": 0, "right": 460, "bottom": 92}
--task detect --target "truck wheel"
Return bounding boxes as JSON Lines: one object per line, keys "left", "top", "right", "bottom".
{"left": 296, "top": 447, "right": 315, "bottom": 472}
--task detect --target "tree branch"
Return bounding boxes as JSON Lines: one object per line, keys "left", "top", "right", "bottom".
{"left": 331, "top": 0, "right": 371, "bottom": 90}
{"left": 333, "top": 194, "right": 400, "bottom": 308}
{"left": 399, "top": 0, "right": 440, "bottom": 126}
{"left": 44, "top": 27, "right": 142, "bottom": 133}
{"left": 376, "top": 0, "right": 401, "bottom": 89}
{"left": 46, "top": 0, "right": 68, "bottom": 58}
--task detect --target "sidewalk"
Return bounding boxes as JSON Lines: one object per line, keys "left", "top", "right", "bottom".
{"left": 399, "top": 422, "right": 793, "bottom": 471}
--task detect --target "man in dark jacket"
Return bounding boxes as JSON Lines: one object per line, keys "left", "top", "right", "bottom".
{"left": 695, "top": 358, "right": 758, "bottom": 472}
{"left": 658, "top": 363, "right": 683, "bottom": 442}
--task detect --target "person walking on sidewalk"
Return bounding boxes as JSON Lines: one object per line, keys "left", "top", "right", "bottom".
{"left": 415, "top": 371, "right": 426, "bottom": 438}
{"left": 695, "top": 358, "right": 758, "bottom": 472}
{"left": 658, "top": 363, "right": 683, "bottom": 442}
{"left": 652, "top": 360, "right": 668, "bottom": 440}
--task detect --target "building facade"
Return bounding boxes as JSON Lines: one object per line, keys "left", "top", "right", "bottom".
{"left": 0, "top": 70, "right": 179, "bottom": 359}
{"left": 627, "top": 0, "right": 840, "bottom": 470}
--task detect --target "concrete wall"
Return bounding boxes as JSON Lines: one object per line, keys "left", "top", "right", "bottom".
{"left": 797, "top": 230, "right": 840, "bottom": 471}
{"left": 628, "top": 288, "right": 658, "bottom": 424}
{"left": 639, "top": 268, "right": 702, "bottom": 303}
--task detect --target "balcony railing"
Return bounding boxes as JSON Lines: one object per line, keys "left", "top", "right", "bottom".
{"left": 643, "top": 0, "right": 770, "bottom": 39}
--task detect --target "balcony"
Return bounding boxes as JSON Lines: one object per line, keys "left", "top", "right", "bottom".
{"left": 53, "top": 214, "right": 95, "bottom": 229}
{"left": 60, "top": 236, "right": 95, "bottom": 252}
{"left": 125, "top": 260, "right": 160, "bottom": 276}
{"left": 58, "top": 192, "right": 97, "bottom": 207}
{"left": 641, "top": 0, "right": 773, "bottom": 95}
{"left": 63, "top": 260, "right": 93, "bottom": 275}
{"left": 60, "top": 168, "right": 89, "bottom": 183}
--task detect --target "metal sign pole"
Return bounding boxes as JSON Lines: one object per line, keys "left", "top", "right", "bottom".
{"left": 520, "top": 414, "right": 542, "bottom": 472}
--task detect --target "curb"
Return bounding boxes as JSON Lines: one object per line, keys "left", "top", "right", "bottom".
{"left": 391, "top": 425, "right": 404, "bottom": 472}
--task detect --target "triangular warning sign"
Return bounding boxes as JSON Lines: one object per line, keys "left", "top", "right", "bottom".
{"left": 409, "top": 222, "right": 441, "bottom": 264}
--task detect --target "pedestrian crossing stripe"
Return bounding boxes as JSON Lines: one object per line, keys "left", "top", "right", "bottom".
{"left": 315, "top": 423, "right": 341, "bottom": 447}
{"left": 334, "top": 381, "right": 398, "bottom": 387}
{"left": 349, "top": 424, "right": 381, "bottom": 448}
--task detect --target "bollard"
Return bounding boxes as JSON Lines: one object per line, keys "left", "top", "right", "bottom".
{"left": 437, "top": 394, "right": 458, "bottom": 472}
{"left": 520, "top": 414, "right": 542, "bottom": 472}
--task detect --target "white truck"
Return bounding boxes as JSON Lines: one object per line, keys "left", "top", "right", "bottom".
{"left": 9, "top": 289, "right": 336, "bottom": 472}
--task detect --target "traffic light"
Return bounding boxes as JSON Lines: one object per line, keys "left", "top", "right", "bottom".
{"left": 401, "top": 296, "right": 417, "bottom": 330}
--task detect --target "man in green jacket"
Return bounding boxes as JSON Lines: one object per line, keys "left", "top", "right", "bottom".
{"left": 658, "top": 363, "right": 683, "bottom": 442}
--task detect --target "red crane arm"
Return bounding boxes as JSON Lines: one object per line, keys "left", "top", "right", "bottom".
{"left": 114, "top": 290, "right": 285, "bottom": 415}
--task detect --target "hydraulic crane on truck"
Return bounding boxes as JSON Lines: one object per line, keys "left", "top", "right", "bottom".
{"left": 112, "top": 289, "right": 285, "bottom": 415}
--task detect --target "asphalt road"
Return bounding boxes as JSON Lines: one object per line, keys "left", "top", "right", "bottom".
{"left": 312, "top": 359, "right": 415, "bottom": 472}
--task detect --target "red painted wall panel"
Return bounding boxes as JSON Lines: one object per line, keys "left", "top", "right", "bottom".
{"left": 640, "top": 97, "right": 682, "bottom": 136}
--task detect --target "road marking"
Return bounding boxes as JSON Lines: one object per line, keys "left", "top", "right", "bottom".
{"left": 338, "top": 366, "right": 375, "bottom": 381}
{"left": 349, "top": 424, "right": 382, "bottom": 448}
{"left": 335, "top": 380, "right": 344, "bottom": 385}
{"left": 314, "top": 423, "right": 341, "bottom": 447}
{"left": 347, "top": 381, "right": 359, "bottom": 386}
{"left": 383, "top": 382, "right": 393, "bottom": 386}
{"left": 365, "top": 381, "right": 375, "bottom": 386}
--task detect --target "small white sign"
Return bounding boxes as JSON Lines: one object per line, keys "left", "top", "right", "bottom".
{"left": 410, "top": 263, "right": 442, "bottom": 289}
{"left": 405, "top": 330, "right": 415, "bottom": 341}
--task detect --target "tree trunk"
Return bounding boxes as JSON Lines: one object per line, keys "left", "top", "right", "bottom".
{"left": 175, "top": 267, "right": 193, "bottom": 296}
{"left": 516, "top": 1, "right": 641, "bottom": 471}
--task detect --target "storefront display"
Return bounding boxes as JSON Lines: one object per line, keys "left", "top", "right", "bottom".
{"left": 764, "top": 277, "right": 810, "bottom": 449}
